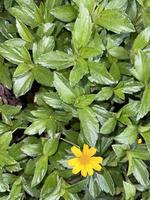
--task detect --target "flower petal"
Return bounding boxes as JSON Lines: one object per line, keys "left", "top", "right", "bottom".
{"left": 71, "top": 146, "right": 82, "bottom": 157}
{"left": 87, "top": 165, "right": 94, "bottom": 176}
{"left": 92, "top": 164, "right": 102, "bottom": 171}
{"left": 67, "top": 158, "right": 79, "bottom": 166}
{"left": 83, "top": 144, "right": 89, "bottom": 155}
{"left": 89, "top": 147, "right": 96, "bottom": 157}
{"left": 81, "top": 168, "right": 87, "bottom": 177}
{"left": 72, "top": 165, "right": 81, "bottom": 174}
{"left": 90, "top": 156, "right": 103, "bottom": 164}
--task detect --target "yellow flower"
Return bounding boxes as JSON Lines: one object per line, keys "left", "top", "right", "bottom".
{"left": 67, "top": 144, "right": 103, "bottom": 177}
{"left": 137, "top": 138, "right": 142, "bottom": 144}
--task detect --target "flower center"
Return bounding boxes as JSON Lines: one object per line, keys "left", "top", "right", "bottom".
{"left": 79, "top": 154, "right": 90, "bottom": 165}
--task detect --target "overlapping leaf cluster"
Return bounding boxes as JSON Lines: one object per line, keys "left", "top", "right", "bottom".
{"left": 0, "top": 0, "right": 150, "bottom": 199}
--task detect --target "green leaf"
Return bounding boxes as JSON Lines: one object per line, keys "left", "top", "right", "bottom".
{"left": 24, "top": 119, "right": 47, "bottom": 135}
{"left": 45, "top": 0, "right": 62, "bottom": 9}
{"left": 40, "top": 171, "right": 58, "bottom": 199}
{"left": 136, "top": 0, "right": 144, "bottom": 6}
{"left": 22, "top": 177, "right": 39, "bottom": 198}
{"left": 131, "top": 51, "right": 150, "bottom": 84}
{"left": 0, "top": 173, "right": 9, "bottom": 192}
{"left": 78, "top": 107, "right": 99, "bottom": 146}
{"left": 100, "top": 116, "right": 117, "bottom": 135}
{"left": 15, "top": 0, "right": 36, "bottom": 9}
{"left": 139, "top": 123, "right": 150, "bottom": 133}
{"left": 63, "top": 192, "right": 80, "bottom": 200}
{"left": 96, "top": 87, "right": 113, "bottom": 101}
{"left": 87, "top": 0, "right": 95, "bottom": 11}
{"left": 0, "top": 132, "right": 12, "bottom": 151}
{"left": 143, "top": 9, "right": 150, "bottom": 27}
{"left": 50, "top": 5, "right": 77, "bottom": 22}
{"left": 32, "top": 66, "right": 53, "bottom": 87}
{"left": 109, "top": 63, "right": 120, "bottom": 81}
{"left": 100, "top": 137, "right": 113, "bottom": 154}
{"left": 72, "top": 4, "right": 92, "bottom": 50}
{"left": 80, "top": 32, "right": 105, "bottom": 58}
{"left": 123, "top": 181, "right": 136, "bottom": 200}
{"left": 118, "top": 115, "right": 131, "bottom": 126}
{"left": 54, "top": 111, "right": 72, "bottom": 123}
{"left": 144, "top": 0, "right": 150, "bottom": 8}
{"left": 7, "top": 177, "right": 23, "bottom": 200}
{"left": 13, "top": 71, "right": 34, "bottom": 97}
{"left": 108, "top": 46, "right": 129, "bottom": 60}
{"left": 69, "top": 58, "right": 88, "bottom": 87}
{"left": 27, "top": 110, "right": 57, "bottom": 136}
{"left": 16, "top": 19, "right": 33, "bottom": 42}
{"left": 34, "top": 4, "right": 44, "bottom": 25}
{"left": 95, "top": 9, "right": 135, "bottom": 33}
{"left": 0, "top": 104, "right": 21, "bottom": 116}
{"left": 8, "top": 142, "right": 26, "bottom": 162}
{"left": 141, "top": 131, "right": 150, "bottom": 153}
{"left": 1, "top": 38, "right": 26, "bottom": 48}
{"left": 114, "top": 79, "right": 144, "bottom": 95}
{"left": 4, "top": 0, "right": 13, "bottom": 10}
{"left": 0, "top": 20, "right": 15, "bottom": 40}
{"left": 35, "top": 50, "right": 74, "bottom": 70}
{"left": 89, "top": 62, "right": 115, "bottom": 85}
{"left": 46, "top": 118, "right": 57, "bottom": 135}
{"left": 31, "top": 107, "right": 52, "bottom": 118}
{"left": 0, "top": 123, "right": 10, "bottom": 135}
{"left": 42, "top": 92, "right": 62, "bottom": 109}
{"left": 13, "top": 63, "right": 32, "bottom": 78}
{"left": 79, "top": 47, "right": 99, "bottom": 58}
{"left": 21, "top": 143, "right": 42, "bottom": 157}
{"left": 119, "top": 100, "right": 140, "bottom": 117}
{"left": 115, "top": 125, "right": 138, "bottom": 145}
{"left": 66, "top": 179, "right": 88, "bottom": 193}
{"left": 43, "top": 134, "right": 60, "bottom": 156}
{"left": 0, "top": 63, "right": 12, "bottom": 89}
{"left": 0, "top": 39, "right": 26, "bottom": 64}
{"left": 137, "top": 87, "right": 150, "bottom": 120}
{"left": 31, "top": 155, "right": 48, "bottom": 187}
{"left": 74, "top": 94, "right": 95, "bottom": 108}
{"left": 106, "top": 0, "right": 128, "bottom": 10}
{"left": 33, "top": 36, "right": 55, "bottom": 61}
{"left": 88, "top": 176, "right": 98, "bottom": 198}
{"left": 9, "top": 6, "right": 35, "bottom": 27}
{"left": 40, "top": 171, "right": 64, "bottom": 200}
{"left": 0, "top": 151, "right": 16, "bottom": 166}
{"left": 132, "top": 27, "right": 150, "bottom": 53}
{"left": 132, "top": 158, "right": 149, "bottom": 186}
{"left": 93, "top": 105, "right": 112, "bottom": 124}
{"left": 0, "top": 105, "right": 22, "bottom": 125}
{"left": 96, "top": 168, "right": 115, "bottom": 196}
{"left": 129, "top": 146, "right": 150, "bottom": 160}
{"left": 20, "top": 46, "right": 32, "bottom": 63}
{"left": 36, "top": 23, "right": 55, "bottom": 38}
{"left": 54, "top": 72, "right": 76, "bottom": 104}
{"left": 73, "top": 0, "right": 95, "bottom": 13}
{"left": 127, "top": 0, "right": 137, "bottom": 21}
{"left": 112, "top": 144, "right": 127, "bottom": 159}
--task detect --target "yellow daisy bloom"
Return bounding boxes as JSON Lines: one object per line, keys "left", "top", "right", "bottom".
{"left": 67, "top": 144, "right": 103, "bottom": 177}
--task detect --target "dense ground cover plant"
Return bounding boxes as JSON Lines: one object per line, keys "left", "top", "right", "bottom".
{"left": 0, "top": 0, "right": 150, "bottom": 199}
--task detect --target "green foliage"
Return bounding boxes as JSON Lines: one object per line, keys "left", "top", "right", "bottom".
{"left": 0, "top": 0, "right": 150, "bottom": 199}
